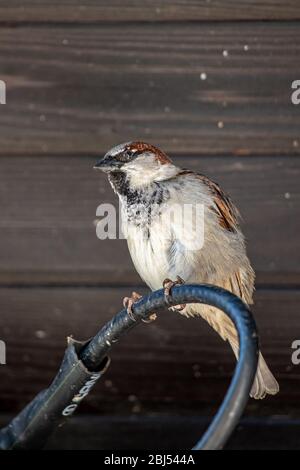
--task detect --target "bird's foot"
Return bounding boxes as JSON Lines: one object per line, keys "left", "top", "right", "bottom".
{"left": 123, "top": 291, "right": 141, "bottom": 322}
{"left": 123, "top": 291, "right": 157, "bottom": 323}
{"left": 162, "top": 276, "right": 186, "bottom": 311}
{"left": 142, "top": 313, "right": 157, "bottom": 323}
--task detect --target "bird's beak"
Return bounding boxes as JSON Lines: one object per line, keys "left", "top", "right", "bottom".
{"left": 94, "top": 155, "right": 122, "bottom": 173}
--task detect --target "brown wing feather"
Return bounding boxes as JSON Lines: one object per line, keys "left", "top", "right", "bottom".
{"left": 177, "top": 170, "right": 240, "bottom": 232}
{"left": 199, "top": 174, "right": 240, "bottom": 233}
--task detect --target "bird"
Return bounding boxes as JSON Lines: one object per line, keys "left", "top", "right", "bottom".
{"left": 94, "top": 141, "right": 279, "bottom": 399}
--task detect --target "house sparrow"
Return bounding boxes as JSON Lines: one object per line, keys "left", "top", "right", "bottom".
{"left": 94, "top": 141, "right": 279, "bottom": 399}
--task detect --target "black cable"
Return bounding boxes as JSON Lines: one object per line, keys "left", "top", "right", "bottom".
{"left": 80, "top": 283, "right": 259, "bottom": 450}
{"left": 0, "top": 283, "right": 258, "bottom": 450}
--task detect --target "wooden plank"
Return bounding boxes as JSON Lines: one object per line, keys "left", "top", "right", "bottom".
{"left": 0, "top": 155, "right": 299, "bottom": 287}
{"left": 1, "top": 1, "right": 300, "bottom": 23}
{"left": 0, "top": 23, "right": 299, "bottom": 156}
{"left": 46, "top": 416, "right": 300, "bottom": 450}
{"left": 1, "top": 413, "right": 300, "bottom": 450}
{"left": 1, "top": 415, "right": 299, "bottom": 451}
{"left": 0, "top": 287, "right": 298, "bottom": 415}
{"left": 47, "top": 416, "right": 300, "bottom": 450}
{"left": 0, "top": 413, "right": 299, "bottom": 450}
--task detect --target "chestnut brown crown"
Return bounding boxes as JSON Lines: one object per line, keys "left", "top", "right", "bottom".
{"left": 94, "top": 141, "right": 171, "bottom": 172}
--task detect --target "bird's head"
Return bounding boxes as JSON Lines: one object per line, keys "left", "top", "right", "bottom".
{"left": 94, "top": 141, "right": 178, "bottom": 188}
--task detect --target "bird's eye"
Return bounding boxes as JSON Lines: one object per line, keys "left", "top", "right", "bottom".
{"left": 119, "top": 148, "right": 135, "bottom": 161}
{"left": 126, "top": 148, "right": 136, "bottom": 158}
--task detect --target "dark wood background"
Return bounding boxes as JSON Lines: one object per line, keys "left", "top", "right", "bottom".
{"left": 0, "top": 1, "right": 299, "bottom": 450}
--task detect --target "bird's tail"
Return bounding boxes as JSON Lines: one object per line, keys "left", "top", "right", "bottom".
{"left": 230, "top": 339, "right": 279, "bottom": 399}
{"left": 185, "top": 302, "right": 279, "bottom": 399}
{"left": 183, "top": 264, "right": 279, "bottom": 399}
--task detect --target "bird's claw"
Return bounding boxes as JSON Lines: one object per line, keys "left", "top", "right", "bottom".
{"left": 163, "top": 275, "right": 185, "bottom": 297}
{"left": 142, "top": 313, "right": 157, "bottom": 323}
{"left": 169, "top": 304, "right": 186, "bottom": 312}
{"left": 123, "top": 291, "right": 157, "bottom": 323}
{"left": 123, "top": 291, "right": 141, "bottom": 321}
{"left": 163, "top": 276, "right": 186, "bottom": 311}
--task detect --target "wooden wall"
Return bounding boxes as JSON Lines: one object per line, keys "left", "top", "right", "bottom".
{"left": 0, "top": 1, "right": 300, "bottom": 449}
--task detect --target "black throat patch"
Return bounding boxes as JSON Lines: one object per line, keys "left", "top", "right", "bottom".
{"left": 108, "top": 171, "right": 169, "bottom": 228}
